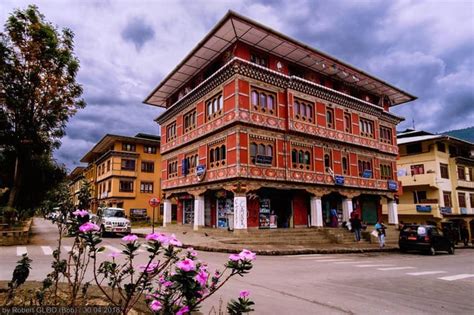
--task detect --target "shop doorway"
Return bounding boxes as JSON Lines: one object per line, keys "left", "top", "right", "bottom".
{"left": 322, "top": 192, "right": 344, "bottom": 227}
{"left": 359, "top": 195, "right": 379, "bottom": 225}
{"left": 183, "top": 199, "right": 194, "bottom": 225}
{"left": 258, "top": 189, "right": 292, "bottom": 228}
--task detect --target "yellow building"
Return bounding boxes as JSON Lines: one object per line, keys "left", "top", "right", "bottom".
{"left": 79, "top": 133, "right": 162, "bottom": 221}
{"left": 68, "top": 166, "right": 85, "bottom": 207}
{"left": 391, "top": 129, "right": 474, "bottom": 240}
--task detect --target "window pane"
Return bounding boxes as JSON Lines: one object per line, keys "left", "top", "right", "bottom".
{"left": 266, "top": 145, "right": 273, "bottom": 157}
{"left": 213, "top": 99, "right": 218, "bottom": 112}
{"left": 258, "top": 144, "right": 265, "bottom": 155}
{"left": 267, "top": 95, "right": 274, "bottom": 110}
{"left": 260, "top": 93, "right": 267, "bottom": 109}
{"left": 210, "top": 149, "right": 214, "bottom": 162}
{"left": 251, "top": 91, "right": 258, "bottom": 105}
{"left": 250, "top": 143, "right": 257, "bottom": 157}
{"left": 218, "top": 95, "right": 223, "bottom": 110}
{"left": 292, "top": 149, "right": 297, "bottom": 163}
{"left": 304, "top": 151, "right": 310, "bottom": 164}
{"left": 298, "top": 150, "right": 304, "bottom": 163}
{"left": 221, "top": 145, "right": 226, "bottom": 160}
{"left": 294, "top": 101, "right": 300, "bottom": 115}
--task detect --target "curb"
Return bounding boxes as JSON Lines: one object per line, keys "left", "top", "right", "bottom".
{"left": 134, "top": 232, "right": 398, "bottom": 255}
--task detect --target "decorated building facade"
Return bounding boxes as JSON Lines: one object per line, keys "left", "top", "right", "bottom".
{"left": 145, "top": 12, "right": 416, "bottom": 230}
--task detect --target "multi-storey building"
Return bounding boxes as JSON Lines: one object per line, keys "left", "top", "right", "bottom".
{"left": 145, "top": 12, "right": 415, "bottom": 230}
{"left": 79, "top": 133, "right": 161, "bottom": 219}
{"left": 68, "top": 166, "right": 85, "bottom": 207}
{"left": 394, "top": 129, "right": 474, "bottom": 239}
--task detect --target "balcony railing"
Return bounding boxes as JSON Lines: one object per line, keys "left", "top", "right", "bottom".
{"left": 457, "top": 179, "right": 474, "bottom": 189}
{"left": 399, "top": 173, "right": 437, "bottom": 187}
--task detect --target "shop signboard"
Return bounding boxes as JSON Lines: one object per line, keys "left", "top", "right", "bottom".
{"left": 256, "top": 155, "right": 273, "bottom": 165}
{"left": 334, "top": 175, "right": 345, "bottom": 185}
{"left": 440, "top": 207, "right": 452, "bottom": 214}
{"left": 461, "top": 207, "right": 468, "bottom": 215}
{"left": 388, "top": 180, "right": 398, "bottom": 191}
{"left": 416, "top": 205, "right": 432, "bottom": 212}
{"left": 362, "top": 170, "right": 373, "bottom": 178}
{"left": 196, "top": 165, "right": 206, "bottom": 181}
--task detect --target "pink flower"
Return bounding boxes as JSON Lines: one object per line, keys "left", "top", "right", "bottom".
{"left": 108, "top": 252, "right": 120, "bottom": 258}
{"left": 195, "top": 269, "right": 208, "bottom": 286}
{"left": 162, "top": 280, "right": 173, "bottom": 288}
{"left": 187, "top": 247, "right": 198, "bottom": 257}
{"left": 229, "top": 254, "right": 241, "bottom": 261}
{"left": 122, "top": 234, "right": 138, "bottom": 243}
{"left": 73, "top": 209, "right": 89, "bottom": 217}
{"left": 177, "top": 306, "right": 189, "bottom": 315}
{"left": 79, "top": 222, "right": 100, "bottom": 233}
{"left": 239, "top": 290, "right": 250, "bottom": 298}
{"left": 169, "top": 234, "right": 182, "bottom": 247}
{"left": 146, "top": 232, "right": 169, "bottom": 244}
{"left": 239, "top": 249, "right": 256, "bottom": 261}
{"left": 149, "top": 300, "right": 162, "bottom": 312}
{"left": 140, "top": 263, "right": 159, "bottom": 273}
{"left": 176, "top": 258, "right": 195, "bottom": 272}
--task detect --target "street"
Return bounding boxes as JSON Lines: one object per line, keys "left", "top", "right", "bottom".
{"left": 1, "top": 218, "right": 473, "bottom": 314}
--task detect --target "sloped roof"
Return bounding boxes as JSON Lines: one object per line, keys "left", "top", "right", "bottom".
{"left": 144, "top": 10, "right": 416, "bottom": 108}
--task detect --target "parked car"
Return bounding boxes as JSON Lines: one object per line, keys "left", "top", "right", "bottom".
{"left": 399, "top": 224, "right": 455, "bottom": 255}
{"left": 92, "top": 207, "right": 131, "bottom": 236}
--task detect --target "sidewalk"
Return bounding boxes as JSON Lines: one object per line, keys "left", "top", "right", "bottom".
{"left": 132, "top": 225, "right": 400, "bottom": 255}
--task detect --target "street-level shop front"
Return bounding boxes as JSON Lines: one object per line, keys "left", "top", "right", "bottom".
{"left": 162, "top": 182, "right": 397, "bottom": 231}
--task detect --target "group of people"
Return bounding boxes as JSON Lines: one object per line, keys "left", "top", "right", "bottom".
{"left": 348, "top": 213, "right": 386, "bottom": 248}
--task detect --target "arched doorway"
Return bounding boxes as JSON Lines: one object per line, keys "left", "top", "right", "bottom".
{"left": 322, "top": 192, "right": 344, "bottom": 227}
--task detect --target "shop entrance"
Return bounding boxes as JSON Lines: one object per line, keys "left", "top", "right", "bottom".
{"left": 322, "top": 192, "right": 344, "bottom": 227}
{"left": 183, "top": 199, "right": 194, "bottom": 225}
{"left": 359, "top": 195, "right": 380, "bottom": 225}
{"left": 258, "top": 189, "right": 292, "bottom": 228}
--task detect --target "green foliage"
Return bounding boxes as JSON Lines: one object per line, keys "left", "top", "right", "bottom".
{"left": 0, "top": 4, "right": 85, "bottom": 208}
{"left": 8, "top": 254, "right": 32, "bottom": 290}
{"left": 227, "top": 297, "right": 255, "bottom": 315}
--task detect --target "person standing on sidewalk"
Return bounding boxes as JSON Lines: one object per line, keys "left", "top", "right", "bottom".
{"left": 375, "top": 220, "right": 386, "bottom": 248}
{"left": 350, "top": 214, "right": 362, "bottom": 242}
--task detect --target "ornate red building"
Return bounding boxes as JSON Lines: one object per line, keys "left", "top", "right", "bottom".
{"left": 144, "top": 11, "right": 416, "bottom": 230}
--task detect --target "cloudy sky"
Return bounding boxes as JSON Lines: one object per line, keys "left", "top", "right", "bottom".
{"left": 1, "top": 0, "right": 473, "bottom": 170}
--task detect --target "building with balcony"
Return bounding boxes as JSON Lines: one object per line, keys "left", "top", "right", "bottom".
{"left": 79, "top": 133, "right": 161, "bottom": 220}
{"left": 145, "top": 11, "right": 416, "bottom": 231}
{"left": 68, "top": 166, "right": 85, "bottom": 207}
{"left": 394, "top": 129, "right": 474, "bottom": 239}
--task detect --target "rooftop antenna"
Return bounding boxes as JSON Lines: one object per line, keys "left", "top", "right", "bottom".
{"left": 412, "top": 118, "right": 416, "bottom": 130}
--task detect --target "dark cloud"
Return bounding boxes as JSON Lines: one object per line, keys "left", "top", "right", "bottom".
{"left": 121, "top": 17, "right": 155, "bottom": 50}
{"left": 0, "top": 0, "right": 471, "bottom": 170}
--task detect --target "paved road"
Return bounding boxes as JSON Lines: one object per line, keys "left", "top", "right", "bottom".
{"left": 1, "top": 218, "right": 473, "bottom": 314}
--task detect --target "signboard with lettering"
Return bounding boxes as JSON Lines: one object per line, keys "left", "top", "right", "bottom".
{"left": 196, "top": 165, "right": 206, "bottom": 181}
{"left": 334, "top": 175, "right": 345, "bottom": 185}
{"left": 416, "top": 205, "right": 432, "bottom": 212}
{"left": 256, "top": 155, "right": 273, "bottom": 165}
{"left": 362, "top": 169, "right": 373, "bottom": 178}
{"left": 440, "top": 207, "right": 452, "bottom": 214}
{"left": 388, "top": 180, "right": 398, "bottom": 191}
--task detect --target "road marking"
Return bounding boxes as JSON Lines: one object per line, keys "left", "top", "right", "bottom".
{"left": 407, "top": 271, "right": 447, "bottom": 276}
{"left": 335, "top": 261, "right": 371, "bottom": 264}
{"left": 63, "top": 246, "right": 73, "bottom": 252}
{"left": 438, "top": 274, "right": 474, "bottom": 281}
{"left": 299, "top": 256, "right": 335, "bottom": 260}
{"left": 356, "top": 264, "right": 394, "bottom": 268}
{"left": 16, "top": 247, "right": 27, "bottom": 256}
{"left": 41, "top": 246, "right": 54, "bottom": 255}
{"left": 378, "top": 267, "right": 415, "bottom": 271}
{"left": 315, "top": 259, "right": 353, "bottom": 263}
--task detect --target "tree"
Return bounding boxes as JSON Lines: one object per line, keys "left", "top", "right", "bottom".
{"left": 0, "top": 5, "right": 85, "bottom": 209}
{"left": 77, "top": 179, "right": 91, "bottom": 210}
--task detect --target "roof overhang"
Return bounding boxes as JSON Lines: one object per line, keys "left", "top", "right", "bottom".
{"left": 144, "top": 10, "right": 416, "bottom": 108}
{"left": 80, "top": 134, "right": 160, "bottom": 163}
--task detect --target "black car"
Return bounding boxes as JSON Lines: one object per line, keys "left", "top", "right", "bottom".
{"left": 399, "top": 224, "right": 455, "bottom": 255}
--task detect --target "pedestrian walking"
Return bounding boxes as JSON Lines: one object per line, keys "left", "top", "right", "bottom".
{"left": 330, "top": 208, "right": 338, "bottom": 227}
{"left": 350, "top": 214, "right": 362, "bottom": 242}
{"left": 460, "top": 226, "right": 469, "bottom": 247}
{"left": 374, "top": 220, "right": 386, "bottom": 248}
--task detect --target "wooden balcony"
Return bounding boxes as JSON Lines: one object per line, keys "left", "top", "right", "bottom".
{"left": 399, "top": 173, "right": 437, "bottom": 188}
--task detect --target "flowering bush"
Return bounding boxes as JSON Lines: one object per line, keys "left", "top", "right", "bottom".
{"left": 8, "top": 209, "right": 256, "bottom": 314}
{"left": 79, "top": 224, "right": 256, "bottom": 314}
